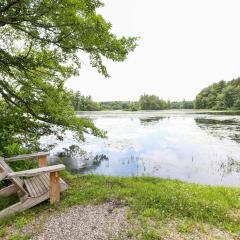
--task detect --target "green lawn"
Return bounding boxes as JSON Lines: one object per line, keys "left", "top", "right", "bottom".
{"left": 0, "top": 172, "right": 240, "bottom": 239}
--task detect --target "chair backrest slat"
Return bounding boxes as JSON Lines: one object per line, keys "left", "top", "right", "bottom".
{"left": 0, "top": 158, "right": 28, "bottom": 195}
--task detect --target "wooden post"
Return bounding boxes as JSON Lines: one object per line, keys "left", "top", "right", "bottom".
{"left": 49, "top": 171, "right": 60, "bottom": 204}
{"left": 38, "top": 155, "right": 48, "bottom": 167}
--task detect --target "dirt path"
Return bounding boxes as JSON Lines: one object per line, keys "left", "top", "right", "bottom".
{"left": 19, "top": 202, "right": 236, "bottom": 240}
{"left": 30, "top": 202, "right": 129, "bottom": 240}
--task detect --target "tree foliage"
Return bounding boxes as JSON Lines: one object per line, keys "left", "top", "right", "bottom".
{"left": 139, "top": 94, "right": 170, "bottom": 110}
{"left": 71, "top": 92, "right": 194, "bottom": 111}
{"left": 170, "top": 100, "right": 194, "bottom": 109}
{"left": 195, "top": 78, "right": 240, "bottom": 110}
{"left": 100, "top": 101, "right": 139, "bottom": 111}
{"left": 0, "top": 0, "right": 137, "bottom": 156}
{"left": 71, "top": 91, "right": 101, "bottom": 111}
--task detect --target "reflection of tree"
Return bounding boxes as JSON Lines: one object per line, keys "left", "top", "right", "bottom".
{"left": 76, "top": 154, "right": 109, "bottom": 174}
{"left": 196, "top": 111, "right": 240, "bottom": 116}
{"left": 195, "top": 118, "right": 240, "bottom": 143}
{"left": 60, "top": 145, "right": 88, "bottom": 159}
{"left": 56, "top": 145, "right": 109, "bottom": 173}
{"left": 93, "top": 154, "right": 109, "bottom": 165}
{"left": 139, "top": 116, "right": 167, "bottom": 126}
{"left": 195, "top": 118, "right": 237, "bottom": 125}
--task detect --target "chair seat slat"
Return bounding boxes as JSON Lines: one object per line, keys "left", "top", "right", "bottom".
{"left": 24, "top": 178, "right": 36, "bottom": 197}
{"left": 35, "top": 176, "right": 48, "bottom": 193}
{"left": 38, "top": 174, "right": 50, "bottom": 190}
{"left": 24, "top": 175, "right": 49, "bottom": 198}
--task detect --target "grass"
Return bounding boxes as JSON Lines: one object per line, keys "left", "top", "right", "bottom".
{"left": 0, "top": 171, "right": 240, "bottom": 239}
{"left": 0, "top": 195, "right": 18, "bottom": 211}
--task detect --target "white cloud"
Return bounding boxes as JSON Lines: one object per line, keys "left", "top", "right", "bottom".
{"left": 66, "top": 0, "right": 240, "bottom": 101}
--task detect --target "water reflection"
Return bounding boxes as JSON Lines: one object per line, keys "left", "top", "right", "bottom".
{"left": 139, "top": 116, "right": 167, "bottom": 126}
{"left": 41, "top": 111, "right": 240, "bottom": 186}
{"left": 75, "top": 154, "right": 109, "bottom": 174}
{"left": 219, "top": 157, "right": 240, "bottom": 176}
{"left": 195, "top": 118, "right": 238, "bottom": 125}
{"left": 195, "top": 118, "right": 240, "bottom": 143}
{"left": 53, "top": 145, "right": 109, "bottom": 173}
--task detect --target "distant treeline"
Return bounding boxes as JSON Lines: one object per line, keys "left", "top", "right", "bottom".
{"left": 71, "top": 78, "right": 240, "bottom": 111}
{"left": 195, "top": 78, "right": 240, "bottom": 110}
{"left": 70, "top": 91, "right": 194, "bottom": 111}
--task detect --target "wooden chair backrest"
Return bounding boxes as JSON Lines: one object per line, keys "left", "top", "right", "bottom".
{"left": 0, "top": 158, "right": 28, "bottom": 195}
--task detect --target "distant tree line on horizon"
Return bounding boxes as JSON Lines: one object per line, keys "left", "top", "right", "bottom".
{"left": 70, "top": 78, "right": 240, "bottom": 111}
{"left": 70, "top": 91, "right": 194, "bottom": 111}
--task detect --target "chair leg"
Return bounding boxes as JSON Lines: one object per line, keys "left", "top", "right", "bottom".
{"left": 0, "top": 181, "right": 68, "bottom": 219}
{"left": 0, "top": 201, "right": 24, "bottom": 219}
{"left": 38, "top": 156, "right": 48, "bottom": 167}
{"left": 0, "top": 193, "right": 49, "bottom": 219}
{"left": 50, "top": 171, "right": 60, "bottom": 204}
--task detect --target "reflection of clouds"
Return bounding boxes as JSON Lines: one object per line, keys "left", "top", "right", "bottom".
{"left": 139, "top": 149, "right": 197, "bottom": 180}
{"left": 41, "top": 112, "right": 240, "bottom": 186}
{"left": 104, "top": 139, "right": 139, "bottom": 150}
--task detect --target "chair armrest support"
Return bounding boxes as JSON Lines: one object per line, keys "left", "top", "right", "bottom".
{"left": 8, "top": 164, "right": 65, "bottom": 178}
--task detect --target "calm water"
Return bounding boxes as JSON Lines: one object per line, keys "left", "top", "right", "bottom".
{"left": 41, "top": 110, "right": 240, "bottom": 186}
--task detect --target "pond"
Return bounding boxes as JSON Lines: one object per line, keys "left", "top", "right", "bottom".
{"left": 40, "top": 110, "right": 240, "bottom": 186}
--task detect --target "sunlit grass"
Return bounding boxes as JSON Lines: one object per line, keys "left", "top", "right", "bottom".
{"left": 0, "top": 171, "right": 240, "bottom": 239}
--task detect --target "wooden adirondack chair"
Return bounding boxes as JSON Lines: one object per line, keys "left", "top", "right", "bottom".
{"left": 0, "top": 152, "right": 68, "bottom": 219}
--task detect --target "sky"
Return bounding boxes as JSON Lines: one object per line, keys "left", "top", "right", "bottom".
{"left": 66, "top": 0, "right": 240, "bottom": 102}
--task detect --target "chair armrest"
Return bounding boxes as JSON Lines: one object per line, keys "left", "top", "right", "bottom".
{"left": 4, "top": 152, "right": 49, "bottom": 163}
{"left": 8, "top": 164, "right": 65, "bottom": 178}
